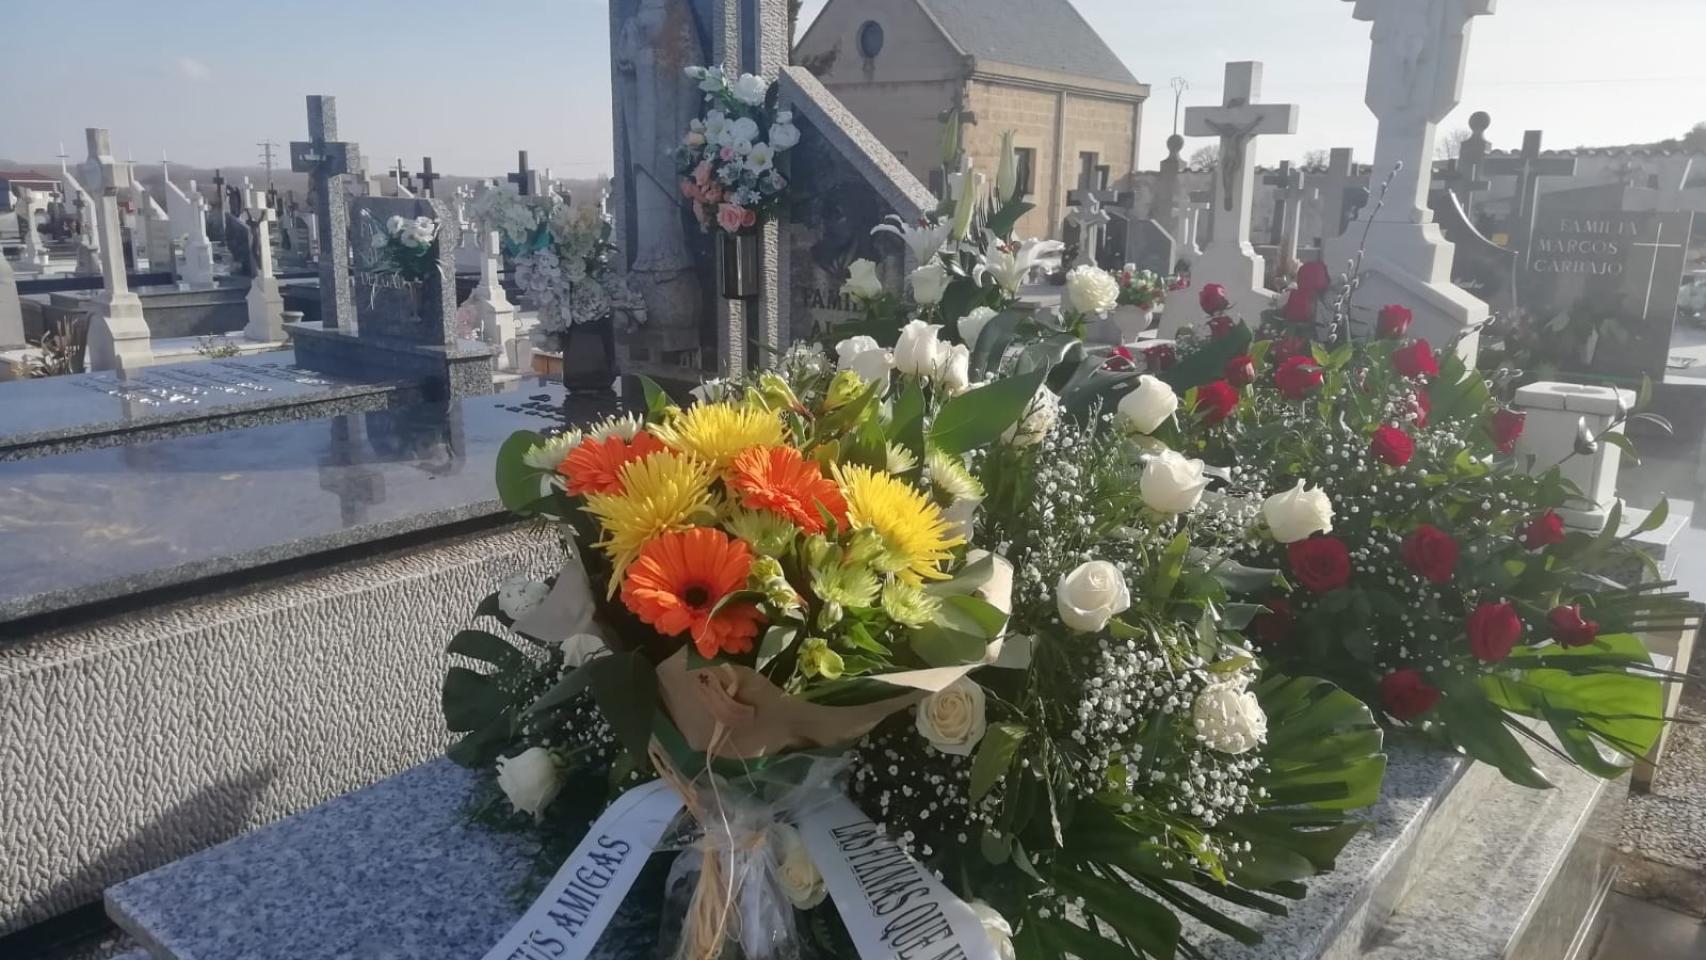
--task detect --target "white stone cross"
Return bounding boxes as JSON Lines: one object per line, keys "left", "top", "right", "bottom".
{"left": 80, "top": 128, "right": 153, "bottom": 372}
{"left": 1172, "top": 61, "right": 1298, "bottom": 333}
{"left": 1066, "top": 191, "right": 1112, "bottom": 269}
{"left": 243, "top": 186, "right": 284, "bottom": 341}
{"left": 244, "top": 186, "right": 278, "bottom": 279}
{"left": 1311, "top": 147, "right": 1361, "bottom": 248}
{"left": 470, "top": 229, "right": 518, "bottom": 371}
{"left": 1264, "top": 161, "right": 1317, "bottom": 266}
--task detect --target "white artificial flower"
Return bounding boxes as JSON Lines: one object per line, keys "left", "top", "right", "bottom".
{"left": 588, "top": 412, "right": 645, "bottom": 441}
{"left": 892, "top": 319, "right": 945, "bottom": 376}
{"left": 697, "top": 65, "right": 727, "bottom": 93}
{"left": 370, "top": 231, "right": 389, "bottom": 250}
{"left": 497, "top": 576, "right": 551, "bottom": 621}
{"left": 985, "top": 237, "right": 1066, "bottom": 294}
{"left": 1141, "top": 450, "right": 1211, "bottom": 514}
{"left": 870, "top": 214, "right": 950, "bottom": 264}
{"left": 770, "top": 823, "right": 828, "bottom": 909}
{"left": 522, "top": 429, "right": 584, "bottom": 471}
{"left": 835, "top": 334, "right": 893, "bottom": 384}
{"left": 745, "top": 142, "right": 776, "bottom": 174}
{"left": 1065, "top": 264, "right": 1121, "bottom": 317}
{"left": 386, "top": 215, "right": 405, "bottom": 234}
{"left": 768, "top": 122, "right": 800, "bottom": 151}
{"left": 1001, "top": 384, "right": 1060, "bottom": 448}
{"left": 1193, "top": 677, "right": 1268, "bottom": 755}
{"left": 841, "top": 258, "right": 885, "bottom": 301}
{"left": 703, "top": 110, "right": 730, "bottom": 145}
{"left": 959, "top": 306, "right": 998, "bottom": 350}
{"left": 1117, "top": 376, "right": 1179, "bottom": 434}
{"left": 936, "top": 342, "right": 970, "bottom": 395}
{"left": 495, "top": 747, "right": 563, "bottom": 820}
{"left": 915, "top": 677, "right": 988, "bottom": 756}
{"left": 908, "top": 262, "right": 950, "bottom": 306}
{"left": 732, "top": 73, "right": 769, "bottom": 105}
{"left": 969, "top": 901, "right": 1017, "bottom": 960}
{"left": 727, "top": 116, "right": 760, "bottom": 144}
{"left": 559, "top": 632, "right": 607, "bottom": 669}
{"left": 1263, "top": 480, "right": 1335, "bottom": 544}
{"left": 1056, "top": 560, "right": 1132, "bottom": 633}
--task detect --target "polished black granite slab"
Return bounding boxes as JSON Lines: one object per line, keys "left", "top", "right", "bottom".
{"left": 0, "top": 381, "right": 612, "bottom": 626}
{"left": 0, "top": 355, "right": 409, "bottom": 461}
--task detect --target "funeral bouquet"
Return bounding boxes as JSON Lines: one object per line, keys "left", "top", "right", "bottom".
{"left": 1115, "top": 267, "right": 1169, "bottom": 312}
{"left": 1142, "top": 285, "right": 1700, "bottom": 788}
{"left": 445, "top": 328, "right": 1388, "bottom": 960}
{"left": 471, "top": 186, "right": 641, "bottom": 334}
{"left": 677, "top": 65, "right": 799, "bottom": 234}
{"left": 363, "top": 212, "right": 440, "bottom": 285}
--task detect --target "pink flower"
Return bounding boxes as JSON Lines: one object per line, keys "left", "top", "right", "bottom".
{"left": 685, "top": 132, "right": 706, "bottom": 148}
{"left": 681, "top": 179, "right": 701, "bottom": 202}
{"left": 718, "top": 203, "right": 753, "bottom": 233}
{"left": 693, "top": 161, "right": 714, "bottom": 187}
{"left": 719, "top": 146, "right": 736, "bottom": 162}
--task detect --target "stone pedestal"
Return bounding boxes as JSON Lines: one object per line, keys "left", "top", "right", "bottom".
{"left": 181, "top": 236, "right": 215, "bottom": 287}
{"left": 245, "top": 275, "right": 285, "bottom": 342}
{"left": 1512, "top": 381, "right": 1636, "bottom": 531}
{"left": 468, "top": 230, "right": 518, "bottom": 372}
{"left": 0, "top": 256, "right": 23, "bottom": 349}
{"left": 83, "top": 293, "right": 155, "bottom": 373}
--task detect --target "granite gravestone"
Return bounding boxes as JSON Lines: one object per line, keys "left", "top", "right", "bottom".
{"left": 1519, "top": 209, "right": 1694, "bottom": 380}
{"left": 347, "top": 198, "right": 459, "bottom": 342}
{"left": 1124, "top": 218, "right": 1177, "bottom": 277}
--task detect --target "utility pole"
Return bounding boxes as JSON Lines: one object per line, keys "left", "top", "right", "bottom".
{"left": 1170, "top": 77, "right": 1190, "bottom": 135}
{"left": 257, "top": 141, "right": 280, "bottom": 188}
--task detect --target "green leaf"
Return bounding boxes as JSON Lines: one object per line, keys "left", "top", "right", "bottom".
{"left": 1149, "top": 532, "right": 1191, "bottom": 603}
{"left": 1044, "top": 870, "right": 1180, "bottom": 960}
{"left": 443, "top": 667, "right": 507, "bottom": 733}
{"left": 1599, "top": 430, "right": 1639, "bottom": 465}
{"left": 447, "top": 629, "right": 530, "bottom": 675}
{"left": 889, "top": 378, "right": 927, "bottom": 460}
{"left": 1162, "top": 325, "right": 1253, "bottom": 393}
{"left": 1630, "top": 496, "right": 1669, "bottom": 537}
{"left": 638, "top": 375, "right": 672, "bottom": 416}
{"left": 930, "top": 369, "right": 1047, "bottom": 453}
{"left": 1434, "top": 679, "right": 1553, "bottom": 788}
{"left": 911, "top": 595, "right": 1006, "bottom": 667}
{"left": 445, "top": 714, "right": 514, "bottom": 767}
{"left": 495, "top": 430, "right": 550, "bottom": 514}
{"left": 986, "top": 198, "right": 1035, "bottom": 241}
{"left": 968, "top": 310, "right": 1026, "bottom": 380}
{"left": 969, "top": 723, "right": 1028, "bottom": 801}
{"left": 588, "top": 651, "right": 658, "bottom": 758}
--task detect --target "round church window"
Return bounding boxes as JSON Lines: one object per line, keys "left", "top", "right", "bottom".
{"left": 858, "top": 20, "right": 885, "bottom": 58}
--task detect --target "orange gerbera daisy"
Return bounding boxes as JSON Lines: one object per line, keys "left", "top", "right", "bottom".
{"left": 621, "top": 528, "right": 764, "bottom": 658}
{"left": 728, "top": 445, "right": 848, "bottom": 533}
{"left": 558, "top": 432, "right": 665, "bottom": 496}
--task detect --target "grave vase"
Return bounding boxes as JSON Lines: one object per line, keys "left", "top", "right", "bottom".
{"left": 1112, "top": 304, "right": 1155, "bottom": 343}
{"left": 717, "top": 229, "right": 760, "bottom": 301}
{"left": 560, "top": 313, "right": 618, "bottom": 396}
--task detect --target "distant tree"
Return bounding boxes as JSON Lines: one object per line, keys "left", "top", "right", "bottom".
{"left": 1301, "top": 149, "right": 1330, "bottom": 168}
{"left": 1436, "top": 128, "right": 1472, "bottom": 160}
{"left": 1685, "top": 122, "right": 1706, "bottom": 152}
{"left": 1188, "top": 145, "right": 1220, "bottom": 172}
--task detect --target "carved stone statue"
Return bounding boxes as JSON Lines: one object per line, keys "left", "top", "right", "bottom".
{"left": 614, "top": 0, "right": 705, "bottom": 354}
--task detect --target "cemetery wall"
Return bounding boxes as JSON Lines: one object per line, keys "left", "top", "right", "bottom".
{"left": 0, "top": 524, "right": 561, "bottom": 933}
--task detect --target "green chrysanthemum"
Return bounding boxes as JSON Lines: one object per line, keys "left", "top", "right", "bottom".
{"left": 726, "top": 507, "right": 798, "bottom": 558}
{"left": 927, "top": 447, "right": 984, "bottom": 503}
{"left": 812, "top": 562, "right": 881, "bottom": 609}
{"left": 881, "top": 579, "right": 941, "bottom": 627}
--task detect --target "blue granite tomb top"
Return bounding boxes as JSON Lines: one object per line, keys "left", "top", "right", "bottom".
{"left": 104, "top": 747, "right": 1470, "bottom": 960}
{"left": 0, "top": 381, "right": 613, "bottom": 627}
{"left": 0, "top": 355, "right": 407, "bottom": 458}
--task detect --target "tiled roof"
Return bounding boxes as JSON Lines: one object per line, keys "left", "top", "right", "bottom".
{"left": 917, "top": 0, "right": 1139, "bottom": 87}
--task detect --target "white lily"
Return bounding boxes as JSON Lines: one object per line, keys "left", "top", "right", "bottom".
{"left": 871, "top": 215, "right": 951, "bottom": 265}
{"left": 984, "top": 236, "right": 1066, "bottom": 294}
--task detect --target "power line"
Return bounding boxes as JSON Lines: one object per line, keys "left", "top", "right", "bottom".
{"left": 256, "top": 141, "right": 279, "bottom": 188}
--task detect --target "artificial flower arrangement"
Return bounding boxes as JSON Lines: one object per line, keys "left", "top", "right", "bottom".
{"left": 1115, "top": 266, "right": 1169, "bottom": 312}
{"left": 444, "top": 326, "right": 1389, "bottom": 960}
{"left": 362, "top": 211, "right": 441, "bottom": 285}
{"left": 1100, "top": 264, "right": 1701, "bottom": 788}
{"left": 470, "top": 185, "right": 642, "bottom": 335}
{"left": 678, "top": 65, "right": 799, "bottom": 234}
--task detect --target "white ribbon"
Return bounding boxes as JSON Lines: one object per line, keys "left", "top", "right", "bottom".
{"left": 480, "top": 782, "right": 996, "bottom": 960}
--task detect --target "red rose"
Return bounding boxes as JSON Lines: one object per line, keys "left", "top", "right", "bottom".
{"left": 1288, "top": 536, "right": 1351, "bottom": 594}
{"left": 1195, "top": 380, "right": 1241, "bottom": 424}
{"left": 1144, "top": 344, "right": 1178, "bottom": 372}
{"left": 1270, "top": 335, "right": 1309, "bottom": 364}
{"left": 1392, "top": 339, "right": 1440, "bottom": 379}
{"left": 1411, "top": 390, "right": 1432, "bottom": 428}
{"left": 1199, "top": 283, "right": 1230, "bottom": 315}
{"left": 1370, "top": 424, "right": 1415, "bottom": 467}
{"left": 1253, "top": 597, "right": 1296, "bottom": 647}
{"left": 1492, "top": 408, "right": 1527, "bottom": 454}
{"left": 1224, "top": 354, "right": 1256, "bottom": 388}
{"left": 1377, "top": 304, "right": 1413, "bottom": 339}
{"left": 1296, "top": 261, "right": 1332, "bottom": 297}
{"left": 1380, "top": 669, "right": 1442, "bottom": 721}
{"left": 1207, "top": 315, "right": 1237, "bottom": 339}
{"left": 1548, "top": 605, "right": 1600, "bottom": 648}
{"left": 1522, "top": 510, "right": 1566, "bottom": 550}
{"left": 1281, "top": 289, "right": 1317, "bottom": 324}
{"left": 1467, "top": 601, "right": 1523, "bottom": 663}
{"left": 1105, "top": 345, "right": 1136, "bottom": 372}
{"left": 1402, "top": 524, "right": 1459, "bottom": 584}
{"left": 1274, "top": 355, "right": 1325, "bottom": 400}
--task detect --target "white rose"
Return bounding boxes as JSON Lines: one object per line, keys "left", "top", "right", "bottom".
{"left": 841, "top": 258, "right": 884, "bottom": 301}
{"left": 968, "top": 901, "right": 1016, "bottom": 960}
{"left": 495, "top": 747, "right": 563, "bottom": 820}
{"left": 1001, "top": 385, "right": 1059, "bottom": 448}
{"left": 770, "top": 823, "right": 827, "bottom": 909}
{"left": 936, "top": 342, "right": 970, "bottom": 395}
{"left": 908, "top": 261, "right": 950, "bottom": 306}
{"left": 915, "top": 677, "right": 987, "bottom": 756}
{"left": 1117, "top": 375, "right": 1179, "bottom": 433}
{"left": 559, "top": 632, "right": 607, "bottom": 668}
{"left": 728, "top": 116, "right": 760, "bottom": 143}
{"left": 497, "top": 575, "right": 550, "bottom": 620}
{"left": 1056, "top": 560, "right": 1131, "bottom": 633}
{"left": 892, "top": 319, "right": 945, "bottom": 376}
{"left": 386, "top": 215, "right": 405, "bottom": 234}
{"left": 1141, "top": 450, "right": 1210, "bottom": 514}
{"left": 768, "top": 122, "right": 800, "bottom": 151}
{"left": 1263, "top": 479, "right": 1335, "bottom": 544}
{"left": 1193, "top": 678, "right": 1268, "bottom": 755}
{"left": 959, "top": 306, "right": 998, "bottom": 350}
{"left": 731, "top": 73, "right": 769, "bottom": 106}
{"left": 1065, "top": 264, "right": 1120, "bottom": 317}
{"left": 835, "top": 335, "right": 892, "bottom": 383}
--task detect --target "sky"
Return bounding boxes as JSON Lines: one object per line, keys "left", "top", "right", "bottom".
{"left": 2, "top": 0, "right": 1703, "bottom": 178}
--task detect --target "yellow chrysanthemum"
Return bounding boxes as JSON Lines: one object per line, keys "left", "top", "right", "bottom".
{"left": 650, "top": 402, "right": 786, "bottom": 470}
{"left": 834, "top": 464, "right": 964, "bottom": 584}
{"left": 584, "top": 450, "right": 714, "bottom": 590}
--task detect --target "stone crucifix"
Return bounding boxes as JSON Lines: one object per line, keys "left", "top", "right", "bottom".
{"left": 81, "top": 128, "right": 154, "bottom": 372}
{"left": 1066, "top": 187, "right": 1113, "bottom": 269}
{"left": 1264, "top": 161, "right": 1318, "bottom": 266}
{"left": 291, "top": 95, "right": 363, "bottom": 333}
{"left": 243, "top": 186, "right": 284, "bottom": 341}
{"left": 1175, "top": 61, "right": 1298, "bottom": 331}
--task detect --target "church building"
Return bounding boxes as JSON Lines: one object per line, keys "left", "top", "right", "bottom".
{"left": 794, "top": 0, "right": 1148, "bottom": 240}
